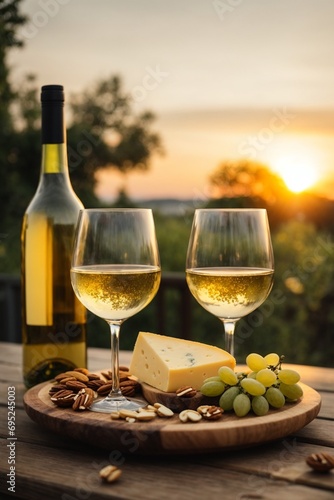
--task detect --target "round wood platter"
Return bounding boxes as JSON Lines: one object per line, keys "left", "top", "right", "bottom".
{"left": 24, "top": 381, "right": 321, "bottom": 455}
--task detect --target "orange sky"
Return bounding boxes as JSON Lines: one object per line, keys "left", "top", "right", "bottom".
{"left": 96, "top": 108, "right": 334, "bottom": 201}
{"left": 9, "top": 0, "right": 334, "bottom": 200}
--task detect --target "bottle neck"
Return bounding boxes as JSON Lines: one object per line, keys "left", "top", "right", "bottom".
{"left": 40, "top": 98, "right": 69, "bottom": 176}
{"left": 41, "top": 143, "right": 69, "bottom": 175}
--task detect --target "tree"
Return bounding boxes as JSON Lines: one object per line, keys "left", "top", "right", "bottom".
{"left": 0, "top": 2, "right": 163, "bottom": 272}
{"left": 0, "top": 0, "right": 27, "bottom": 191}
{"left": 209, "top": 159, "right": 288, "bottom": 204}
{"left": 208, "top": 159, "right": 334, "bottom": 230}
{"left": 0, "top": 0, "right": 26, "bottom": 128}
{"left": 0, "top": 0, "right": 27, "bottom": 271}
{"left": 67, "top": 76, "right": 163, "bottom": 205}
{"left": 207, "top": 159, "right": 296, "bottom": 228}
{"left": 1, "top": 73, "right": 163, "bottom": 272}
{"left": 10, "top": 75, "right": 164, "bottom": 208}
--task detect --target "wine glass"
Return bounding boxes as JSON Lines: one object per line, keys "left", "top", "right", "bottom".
{"left": 70, "top": 208, "right": 161, "bottom": 413}
{"left": 186, "top": 209, "right": 274, "bottom": 358}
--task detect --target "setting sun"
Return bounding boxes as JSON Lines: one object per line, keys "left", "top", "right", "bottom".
{"left": 272, "top": 153, "right": 319, "bottom": 193}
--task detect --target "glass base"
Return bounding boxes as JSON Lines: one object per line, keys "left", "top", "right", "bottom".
{"left": 89, "top": 395, "right": 146, "bottom": 413}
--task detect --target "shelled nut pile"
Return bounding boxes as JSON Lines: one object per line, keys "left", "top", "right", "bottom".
{"left": 49, "top": 367, "right": 140, "bottom": 412}
{"left": 48, "top": 368, "right": 225, "bottom": 422}
{"left": 110, "top": 402, "right": 224, "bottom": 423}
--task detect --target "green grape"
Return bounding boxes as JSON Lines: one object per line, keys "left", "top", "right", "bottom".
{"left": 200, "top": 379, "right": 225, "bottom": 397}
{"left": 233, "top": 393, "right": 251, "bottom": 417}
{"left": 252, "top": 396, "right": 269, "bottom": 416}
{"left": 277, "top": 369, "right": 300, "bottom": 385}
{"left": 240, "top": 378, "right": 266, "bottom": 396}
{"left": 279, "top": 383, "right": 303, "bottom": 400}
{"left": 219, "top": 386, "right": 240, "bottom": 411}
{"left": 264, "top": 352, "right": 280, "bottom": 366}
{"left": 246, "top": 353, "right": 267, "bottom": 372}
{"left": 202, "top": 376, "right": 223, "bottom": 384}
{"left": 265, "top": 387, "right": 285, "bottom": 408}
{"left": 256, "top": 368, "right": 277, "bottom": 387}
{"left": 247, "top": 371, "right": 257, "bottom": 379}
{"left": 218, "top": 366, "right": 238, "bottom": 386}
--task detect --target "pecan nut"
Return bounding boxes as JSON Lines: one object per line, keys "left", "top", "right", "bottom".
{"left": 97, "top": 379, "right": 140, "bottom": 397}
{"left": 101, "top": 371, "right": 112, "bottom": 380}
{"left": 86, "top": 379, "right": 106, "bottom": 391}
{"left": 200, "top": 405, "right": 223, "bottom": 420}
{"left": 119, "top": 365, "right": 130, "bottom": 372}
{"left": 120, "top": 379, "right": 140, "bottom": 397}
{"left": 51, "top": 389, "right": 76, "bottom": 407}
{"left": 97, "top": 381, "right": 113, "bottom": 396}
{"left": 49, "top": 384, "right": 68, "bottom": 395}
{"left": 101, "top": 369, "right": 131, "bottom": 381}
{"left": 87, "top": 373, "right": 101, "bottom": 381}
{"left": 72, "top": 388, "right": 95, "bottom": 411}
{"left": 306, "top": 453, "right": 334, "bottom": 472}
{"left": 176, "top": 386, "right": 197, "bottom": 398}
{"left": 65, "top": 380, "right": 88, "bottom": 392}
{"left": 56, "top": 376, "right": 76, "bottom": 385}
{"left": 120, "top": 385, "right": 136, "bottom": 397}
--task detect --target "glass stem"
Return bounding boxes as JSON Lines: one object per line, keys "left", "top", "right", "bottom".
{"left": 107, "top": 321, "right": 122, "bottom": 397}
{"left": 221, "top": 319, "right": 237, "bottom": 358}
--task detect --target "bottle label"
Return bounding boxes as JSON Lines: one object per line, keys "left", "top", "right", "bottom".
{"left": 25, "top": 214, "right": 53, "bottom": 325}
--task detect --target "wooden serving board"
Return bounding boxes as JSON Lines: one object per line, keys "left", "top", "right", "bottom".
{"left": 23, "top": 381, "right": 321, "bottom": 455}
{"left": 141, "top": 382, "right": 220, "bottom": 411}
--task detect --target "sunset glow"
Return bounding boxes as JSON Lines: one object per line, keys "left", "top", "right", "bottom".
{"left": 272, "top": 153, "right": 320, "bottom": 194}
{"left": 9, "top": 2, "right": 334, "bottom": 202}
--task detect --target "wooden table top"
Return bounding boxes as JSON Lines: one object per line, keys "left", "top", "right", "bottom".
{"left": 0, "top": 341, "right": 333, "bottom": 500}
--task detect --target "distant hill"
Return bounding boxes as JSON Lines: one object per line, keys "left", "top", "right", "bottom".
{"left": 134, "top": 193, "right": 334, "bottom": 230}
{"left": 135, "top": 198, "right": 205, "bottom": 215}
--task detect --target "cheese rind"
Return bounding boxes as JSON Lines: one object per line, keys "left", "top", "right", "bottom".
{"left": 129, "top": 331, "right": 236, "bottom": 392}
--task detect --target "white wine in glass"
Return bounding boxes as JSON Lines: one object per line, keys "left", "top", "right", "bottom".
{"left": 71, "top": 209, "right": 161, "bottom": 412}
{"left": 186, "top": 209, "right": 274, "bottom": 358}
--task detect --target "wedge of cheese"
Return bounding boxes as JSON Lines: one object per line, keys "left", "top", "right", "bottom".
{"left": 129, "top": 331, "right": 236, "bottom": 392}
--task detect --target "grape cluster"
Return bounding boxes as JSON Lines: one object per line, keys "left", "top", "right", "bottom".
{"left": 200, "top": 353, "right": 303, "bottom": 417}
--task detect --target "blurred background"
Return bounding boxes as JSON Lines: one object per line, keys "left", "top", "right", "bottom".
{"left": 1, "top": 0, "right": 334, "bottom": 366}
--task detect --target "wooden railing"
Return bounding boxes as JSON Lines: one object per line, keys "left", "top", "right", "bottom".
{"left": 0, "top": 274, "right": 21, "bottom": 343}
{"left": 0, "top": 272, "right": 192, "bottom": 343}
{"left": 156, "top": 272, "right": 192, "bottom": 339}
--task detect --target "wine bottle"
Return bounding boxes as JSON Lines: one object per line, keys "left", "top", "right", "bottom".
{"left": 21, "top": 84, "right": 87, "bottom": 388}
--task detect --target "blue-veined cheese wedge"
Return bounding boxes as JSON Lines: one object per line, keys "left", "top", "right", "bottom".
{"left": 129, "top": 331, "right": 236, "bottom": 392}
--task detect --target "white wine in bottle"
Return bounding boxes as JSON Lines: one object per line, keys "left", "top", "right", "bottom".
{"left": 21, "top": 84, "right": 87, "bottom": 388}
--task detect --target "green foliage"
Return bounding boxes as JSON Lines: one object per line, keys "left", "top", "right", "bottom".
{"left": 154, "top": 212, "right": 192, "bottom": 271}
{"left": 67, "top": 75, "right": 163, "bottom": 205}
{"left": 0, "top": 73, "right": 163, "bottom": 271}
{"left": 0, "top": 3, "right": 163, "bottom": 271}
{"left": 85, "top": 186, "right": 334, "bottom": 367}
{"left": 0, "top": 0, "right": 26, "bottom": 111}
{"left": 84, "top": 211, "right": 334, "bottom": 366}
{"left": 0, "top": 1, "right": 29, "bottom": 271}
{"left": 210, "top": 159, "right": 288, "bottom": 202}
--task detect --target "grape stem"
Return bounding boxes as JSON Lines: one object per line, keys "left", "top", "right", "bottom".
{"left": 272, "top": 355, "right": 285, "bottom": 372}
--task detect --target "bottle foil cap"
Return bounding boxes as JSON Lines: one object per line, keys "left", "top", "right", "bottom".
{"left": 41, "top": 85, "right": 65, "bottom": 142}
{"left": 41, "top": 85, "right": 64, "bottom": 102}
